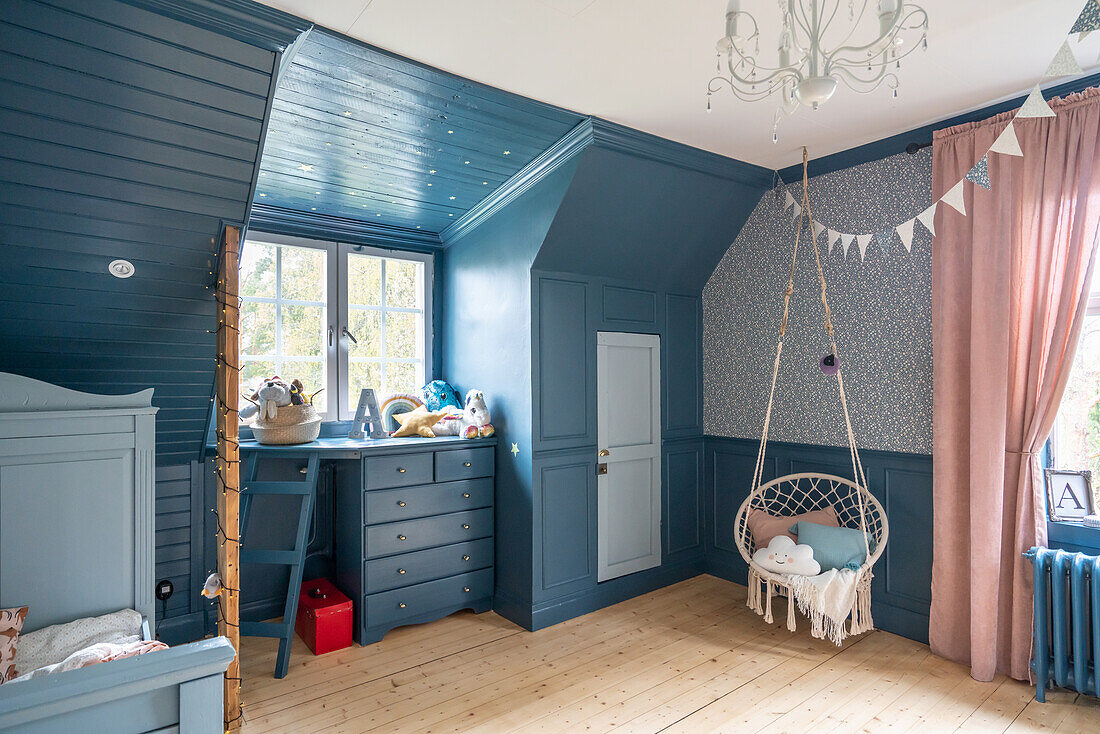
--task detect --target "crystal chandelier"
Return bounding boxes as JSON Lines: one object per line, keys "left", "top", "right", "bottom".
{"left": 708, "top": 0, "right": 929, "bottom": 140}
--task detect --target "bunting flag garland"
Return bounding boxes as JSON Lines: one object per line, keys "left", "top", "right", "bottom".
{"left": 965, "top": 155, "right": 991, "bottom": 190}
{"left": 841, "top": 233, "right": 855, "bottom": 258}
{"left": 781, "top": 0, "right": 1097, "bottom": 266}
{"left": 896, "top": 219, "right": 915, "bottom": 252}
{"left": 1045, "top": 40, "right": 1083, "bottom": 78}
{"left": 856, "top": 234, "right": 872, "bottom": 260}
{"left": 941, "top": 181, "right": 967, "bottom": 215}
{"left": 915, "top": 203, "right": 937, "bottom": 237}
{"left": 1018, "top": 84, "right": 1057, "bottom": 118}
{"left": 990, "top": 122, "right": 1024, "bottom": 157}
{"left": 1071, "top": 0, "right": 1100, "bottom": 34}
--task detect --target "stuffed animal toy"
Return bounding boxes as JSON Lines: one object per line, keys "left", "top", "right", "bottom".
{"left": 420, "top": 380, "right": 463, "bottom": 412}
{"left": 751, "top": 535, "right": 821, "bottom": 576}
{"left": 390, "top": 406, "right": 448, "bottom": 438}
{"left": 240, "top": 376, "right": 303, "bottom": 421}
{"left": 431, "top": 389, "right": 495, "bottom": 439}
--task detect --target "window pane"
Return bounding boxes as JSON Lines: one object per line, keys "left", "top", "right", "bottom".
{"left": 348, "top": 253, "right": 381, "bottom": 306}
{"left": 240, "top": 359, "right": 276, "bottom": 402}
{"left": 240, "top": 302, "right": 275, "bottom": 356}
{"left": 282, "top": 304, "right": 325, "bottom": 357}
{"left": 385, "top": 361, "right": 419, "bottom": 396}
{"left": 348, "top": 309, "right": 381, "bottom": 358}
{"left": 386, "top": 258, "right": 422, "bottom": 308}
{"left": 385, "top": 312, "right": 419, "bottom": 359}
{"left": 240, "top": 242, "right": 276, "bottom": 298}
{"left": 1055, "top": 313, "right": 1100, "bottom": 497}
{"left": 285, "top": 360, "right": 325, "bottom": 414}
{"left": 348, "top": 361, "right": 382, "bottom": 407}
{"left": 281, "top": 245, "right": 326, "bottom": 302}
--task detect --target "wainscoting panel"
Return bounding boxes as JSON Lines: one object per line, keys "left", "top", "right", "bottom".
{"left": 663, "top": 294, "right": 703, "bottom": 438}
{"left": 533, "top": 275, "right": 594, "bottom": 451}
{"left": 602, "top": 284, "right": 657, "bottom": 326}
{"left": 704, "top": 435, "right": 932, "bottom": 643}
{"left": 664, "top": 440, "right": 704, "bottom": 557}
{"left": 532, "top": 448, "right": 598, "bottom": 602}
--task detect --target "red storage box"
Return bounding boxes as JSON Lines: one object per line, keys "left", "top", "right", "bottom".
{"left": 295, "top": 578, "right": 353, "bottom": 655}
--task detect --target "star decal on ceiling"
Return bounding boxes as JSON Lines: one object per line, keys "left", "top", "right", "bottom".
{"left": 297, "top": 163, "right": 314, "bottom": 172}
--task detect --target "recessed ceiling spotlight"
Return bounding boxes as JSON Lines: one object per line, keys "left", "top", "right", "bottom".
{"left": 415, "top": 150, "right": 422, "bottom": 155}
{"left": 311, "top": 207, "right": 316, "bottom": 210}
{"left": 376, "top": 213, "right": 381, "bottom": 217}
{"left": 260, "top": 172, "right": 266, "bottom": 176}
{"left": 449, "top": 213, "right": 454, "bottom": 217}
{"left": 315, "top": 191, "right": 320, "bottom": 194}
{"left": 483, "top": 181, "right": 488, "bottom": 185}
{"left": 449, "top": 196, "right": 456, "bottom": 200}
{"left": 427, "top": 183, "right": 433, "bottom": 186}
{"left": 108, "top": 259, "right": 135, "bottom": 279}
{"left": 429, "top": 169, "right": 436, "bottom": 174}
{"left": 325, "top": 142, "right": 331, "bottom": 146}
{"left": 447, "top": 130, "right": 454, "bottom": 134}
{"left": 416, "top": 225, "right": 421, "bottom": 229}
{"left": 343, "top": 110, "right": 352, "bottom": 116}
{"left": 297, "top": 163, "right": 314, "bottom": 172}
{"left": 258, "top": 192, "right": 266, "bottom": 197}
{"left": 503, "top": 150, "right": 511, "bottom": 155}
{"left": 464, "top": 161, "right": 470, "bottom": 165}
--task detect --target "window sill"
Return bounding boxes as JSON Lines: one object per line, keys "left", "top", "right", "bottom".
{"left": 1047, "top": 520, "right": 1100, "bottom": 554}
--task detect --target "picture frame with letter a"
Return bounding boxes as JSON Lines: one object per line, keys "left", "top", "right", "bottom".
{"left": 1044, "top": 468, "right": 1096, "bottom": 522}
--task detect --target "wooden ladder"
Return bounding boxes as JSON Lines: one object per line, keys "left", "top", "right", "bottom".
{"left": 239, "top": 452, "right": 320, "bottom": 679}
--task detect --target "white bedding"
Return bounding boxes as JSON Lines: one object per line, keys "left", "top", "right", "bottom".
{"left": 11, "top": 608, "right": 143, "bottom": 679}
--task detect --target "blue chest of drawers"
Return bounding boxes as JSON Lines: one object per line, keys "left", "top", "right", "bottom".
{"left": 335, "top": 440, "right": 495, "bottom": 645}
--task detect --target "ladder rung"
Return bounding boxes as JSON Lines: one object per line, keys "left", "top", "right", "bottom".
{"left": 241, "top": 549, "right": 301, "bottom": 565}
{"left": 240, "top": 620, "right": 292, "bottom": 638}
{"left": 242, "top": 481, "right": 314, "bottom": 495}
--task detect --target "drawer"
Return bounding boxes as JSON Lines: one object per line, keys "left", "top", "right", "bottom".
{"left": 366, "top": 568, "right": 493, "bottom": 629}
{"left": 364, "top": 452, "right": 433, "bottom": 490}
{"left": 364, "top": 508, "right": 493, "bottom": 559}
{"left": 435, "top": 447, "right": 494, "bottom": 482}
{"left": 364, "top": 538, "right": 493, "bottom": 593}
{"left": 364, "top": 478, "right": 493, "bottom": 525}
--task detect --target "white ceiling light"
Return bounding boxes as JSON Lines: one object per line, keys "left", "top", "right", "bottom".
{"left": 108, "top": 259, "right": 135, "bottom": 279}
{"left": 709, "top": 0, "right": 928, "bottom": 140}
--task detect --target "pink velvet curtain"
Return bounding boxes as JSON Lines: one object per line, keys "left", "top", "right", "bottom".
{"left": 931, "top": 87, "right": 1100, "bottom": 682}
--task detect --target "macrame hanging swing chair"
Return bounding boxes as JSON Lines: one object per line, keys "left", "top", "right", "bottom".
{"left": 733, "top": 148, "right": 889, "bottom": 643}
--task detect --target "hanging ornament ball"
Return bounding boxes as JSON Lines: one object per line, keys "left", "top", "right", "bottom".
{"left": 820, "top": 353, "right": 840, "bottom": 375}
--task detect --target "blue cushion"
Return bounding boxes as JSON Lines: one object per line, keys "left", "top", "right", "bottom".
{"left": 788, "top": 521, "right": 868, "bottom": 572}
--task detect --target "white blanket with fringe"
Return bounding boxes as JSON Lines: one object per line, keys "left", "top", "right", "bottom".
{"left": 747, "top": 565, "right": 874, "bottom": 646}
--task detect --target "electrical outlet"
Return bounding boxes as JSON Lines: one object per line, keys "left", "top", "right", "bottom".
{"left": 155, "top": 579, "right": 174, "bottom": 602}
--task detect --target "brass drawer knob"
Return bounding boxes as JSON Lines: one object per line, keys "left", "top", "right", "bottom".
{"left": 398, "top": 568, "right": 406, "bottom": 575}
{"left": 462, "top": 555, "right": 471, "bottom": 561}
{"left": 398, "top": 534, "right": 406, "bottom": 541}
{"left": 399, "top": 602, "right": 406, "bottom": 609}
{"left": 463, "top": 587, "right": 471, "bottom": 593}
{"left": 462, "top": 524, "right": 470, "bottom": 530}
{"left": 463, "top": 461, "right": 472, "bottom": 467}
{"left": 462, "top": 493, "right": 470, "bottom": 498}
{"left": 397, "top": 501, "right": 406, "bottom": 507}
{"left": 397, "top": 467, "right": 406, "bottom": 473}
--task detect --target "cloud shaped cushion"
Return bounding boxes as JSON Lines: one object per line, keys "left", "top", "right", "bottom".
{"left": 751, "top": 535, "right": 821, "bottom": 576}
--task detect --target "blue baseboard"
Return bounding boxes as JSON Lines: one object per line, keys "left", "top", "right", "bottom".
{"left": 492, "top": 586, "right": 534, "bottom": 630}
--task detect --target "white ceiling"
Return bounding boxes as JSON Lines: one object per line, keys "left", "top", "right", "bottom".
{"left": 256, "top": 0, "right": 1099, "bottom": 169}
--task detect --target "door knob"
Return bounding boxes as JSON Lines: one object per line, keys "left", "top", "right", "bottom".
{"left": 397, "top": 501, "right": 406, "bottom": 507}
{"left": 598, "top": 449, "right": 610, "bottom": 457}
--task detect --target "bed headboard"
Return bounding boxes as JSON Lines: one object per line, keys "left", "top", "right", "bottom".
{"left": 0, "top": 373, "right": 158, "bottom": 633}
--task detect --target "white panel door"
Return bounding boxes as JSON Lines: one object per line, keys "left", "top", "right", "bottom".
{"left": 596, "top": 331, "right": 661, "bottom": 582}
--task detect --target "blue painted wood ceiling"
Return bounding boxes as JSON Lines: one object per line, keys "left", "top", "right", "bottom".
{"left": 254, "top": 30, "right": 584, "bottom": 234}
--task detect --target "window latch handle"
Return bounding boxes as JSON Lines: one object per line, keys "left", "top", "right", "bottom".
{"left": 342, "top": 325, "right": 358, "bottom": 345}
{"left": 328, "top": 326, "right": 334, "bottom": 347}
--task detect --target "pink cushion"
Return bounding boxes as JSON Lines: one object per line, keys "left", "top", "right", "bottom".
{"left": 747, "top": 507, "right": 839, "bottom": 548}
{"left": 0, "top": 606, "right": 28, "bottom": 683}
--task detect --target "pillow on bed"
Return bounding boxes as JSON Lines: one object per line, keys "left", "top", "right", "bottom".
{"left": 747, "top": 507, "right": 839, "bottom": 548}
{"left": 788, "top": 521, "right": 870, "bottom": 571}
{"left": 13, "top": 608, "right": 142, "bottom": 675}
{"left": 0, "top": 606, "right": 29, "bottom": 683}
{"left": 8, "top": 639, "right": 168, "bottom": 684}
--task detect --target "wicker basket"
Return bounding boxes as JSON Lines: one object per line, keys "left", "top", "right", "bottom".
{"left": 250, "top": 404, "right": 321, "bottom": 445}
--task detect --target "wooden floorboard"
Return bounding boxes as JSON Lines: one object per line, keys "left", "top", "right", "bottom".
{"left": 238, "top": 574, "right": 1100, "bottom": 733}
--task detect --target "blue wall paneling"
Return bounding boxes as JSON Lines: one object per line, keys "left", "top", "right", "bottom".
{"left": 704, "top": 435, "right": 933, "bottom": 643}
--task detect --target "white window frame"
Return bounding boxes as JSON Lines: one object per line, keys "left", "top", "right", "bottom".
{"left": 240, "top": 232, "right": 433, "bottom": 422}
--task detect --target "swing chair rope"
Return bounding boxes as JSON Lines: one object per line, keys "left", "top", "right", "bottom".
{"left": 751, "top": 148, "right": 871, "bottom": 558}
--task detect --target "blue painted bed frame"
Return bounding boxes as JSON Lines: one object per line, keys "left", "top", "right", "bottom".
{"left": 0, "top": 373, "right": 233, "bottom": 733}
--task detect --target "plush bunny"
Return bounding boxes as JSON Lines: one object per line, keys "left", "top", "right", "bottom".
{"left": 431, "top": 389, "right": 495, "bottom": 439}
{"left": 240, "top": 376, "right": 303, "bottom": 422}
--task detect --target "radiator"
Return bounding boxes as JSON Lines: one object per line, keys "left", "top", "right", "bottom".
{"left": 1025, "top": 547, "right": 1100, "bottom": 702}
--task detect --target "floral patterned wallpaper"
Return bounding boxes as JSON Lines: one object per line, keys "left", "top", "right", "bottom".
{"left": 703, "top": 149, "right": 933, "bottom": 455}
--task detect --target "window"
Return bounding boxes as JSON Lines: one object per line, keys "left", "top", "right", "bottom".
{"left": 239, "top": 234, "right": 432, "bottom": 421}
{"left": 1050, "top": 264, "right": 1100, "bottom": 509}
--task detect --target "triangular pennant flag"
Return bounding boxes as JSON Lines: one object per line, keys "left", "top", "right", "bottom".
{"left": 915, "top": 203, "right": 937, "bottom": 236}
{"left": 1045, "top": 40, "right": 1083, "bottom": 79}
{"left": 856, "top": 234, "right": 872, "bottom": 260}
{"left": 812, "top": 220, "right": 826, "bottom": 240}
{"left": 990, "top": 122, "right": 1023, "bottom": 157}
{"left": 1071, "top": 0, "right": 1100, "bottom": 34}
{"left": 1018, "top": 84, "right": 1056, "bottom": 118}
{"left": 1081, "top": 30, "right": 1093, "bottom": 43}
{"left": 896, "top": 219, "right": 915, "bottom": 252}
{"left": 784, "top": 190, "right": 796, "bottom": 210}
{"left": 964, "top": 155, "right": 991, "bottom": 190}
{"left": 791, "top": 202, "right": 802, "bottom": 221}
{"left": 840, "top": 233, "right": 855, "bottom": 259}
{"left": 827, "top": 229, "right": 841, "bottom": 254}
{"left": 941, "top": 180, "right": 967, "bottom": 215}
